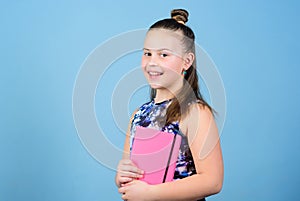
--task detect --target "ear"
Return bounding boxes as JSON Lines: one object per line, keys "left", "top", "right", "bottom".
{"left": 183, "top": 52, "right": 195, "bottom": 71}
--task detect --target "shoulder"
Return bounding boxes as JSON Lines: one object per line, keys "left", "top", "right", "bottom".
{"left": 181, "top": 102, "right": 214, "bottom": 135}
{"left": 188, "top": 102, "right": 213, "bottom": 121}
{"left": 184, "top": 102, "right": 215, "bottom": 137}
{"left": 130, "top": 100, "right": 153, "bottom": 120}
{"left": 136, "top": 100, "right": 153, "bottom": 112}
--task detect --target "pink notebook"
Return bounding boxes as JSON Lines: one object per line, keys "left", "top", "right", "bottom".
{"left": 130, "top": 126, "right": 182, "bottom": 185}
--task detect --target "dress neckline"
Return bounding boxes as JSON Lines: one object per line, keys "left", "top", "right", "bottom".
{"left": 152, "top": 98, "right": 173, "bottom": 105}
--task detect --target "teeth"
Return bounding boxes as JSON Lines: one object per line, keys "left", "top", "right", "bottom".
{"left": 148, "top": 71, "right": 162, "bottom": 76}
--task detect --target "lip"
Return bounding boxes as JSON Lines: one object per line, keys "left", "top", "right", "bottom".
{"left": 148, "top": 71, "right": 163, "bottom": 76}
{"left": 147, "top": 71, "right": 163, "bottom": 80}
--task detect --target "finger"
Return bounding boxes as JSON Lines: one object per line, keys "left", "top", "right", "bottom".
{"left": 119, "top": 160, "right": 144, "bottom": 174}
{"left": 121, "top": 193, "right": 127, "bottom": 200}
{"left": 122, "top": 181, "right": 134, "bottom": 186}
{"left": 119, "top": 177, "right": 133, "bottom": 183}
{"left": 119, "top": 171, "right": 144, "bottom": 179}
{"left": 119, "top": 165, "right": 144, "bottom": 175}
{"left": 118, "top": 186, "right": 125, "bottom": 194}
{"left": 118, "top": 166, "right": 144, "bottom": 177}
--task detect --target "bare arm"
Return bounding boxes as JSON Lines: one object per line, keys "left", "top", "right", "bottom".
{"left": 147, "top": 104, "right": 224, "bottom": 200}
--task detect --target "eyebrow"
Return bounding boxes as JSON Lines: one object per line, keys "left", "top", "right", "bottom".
{"left": 143, "top": 48, "right": 173, "bottom": 52}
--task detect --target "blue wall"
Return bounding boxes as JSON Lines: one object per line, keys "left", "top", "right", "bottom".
{"left": 1, "top": 1, "right": 299, "bottom": 200}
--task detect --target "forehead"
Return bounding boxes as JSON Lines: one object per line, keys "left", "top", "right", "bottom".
{"left": 144, "top": 29, "right": 183, "bottom": 52}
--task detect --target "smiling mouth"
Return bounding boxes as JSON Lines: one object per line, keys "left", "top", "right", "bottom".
{"left": 148, "top": 71, "right": 163, "bottom": 76}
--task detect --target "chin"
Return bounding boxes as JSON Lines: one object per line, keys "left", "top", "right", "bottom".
{"left": 148, "top": 82, "right": 164, "bottom": 89}
{"left": 149, "top": 84, "right": 162, "bottom": 89}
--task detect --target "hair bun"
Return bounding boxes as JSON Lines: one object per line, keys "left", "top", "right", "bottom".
{"left": 171, "top": 9, "right": 189, "bottom": 24}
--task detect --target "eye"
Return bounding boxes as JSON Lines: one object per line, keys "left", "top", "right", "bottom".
{"left": 143, "top": 52, "right": 151, "bottom": 56}
{"left": 160, "top": 53, "right": 168, "bottom": 58}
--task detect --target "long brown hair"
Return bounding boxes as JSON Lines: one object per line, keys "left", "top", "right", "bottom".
{"left": 149, "top": 9, "right": 213, "bottom": 124}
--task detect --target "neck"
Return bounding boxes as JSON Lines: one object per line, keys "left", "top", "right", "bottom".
{"left": 154, "top": 89, "right": 174, "bottom": 103}
{"left": 152, "top": 76, "right": 185, "bottom": 103}
{"left": 154, "top": 79, "right": 184, "bottom": 103}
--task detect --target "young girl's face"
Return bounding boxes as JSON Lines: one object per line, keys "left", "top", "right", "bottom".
{"left": 141, "top": 29, "right": 186, "bottom": 91}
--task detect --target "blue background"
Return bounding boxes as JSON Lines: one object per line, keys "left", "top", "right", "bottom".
{"left": 1, "top": 1, "right": 299, "bottom": 200}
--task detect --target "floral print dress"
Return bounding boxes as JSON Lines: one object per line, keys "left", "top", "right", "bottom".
{"left": 129, "top": 99, "right": 206, "bottom": 200}
{"left": 130, "top": 99, "right": 197, "bottom": 180}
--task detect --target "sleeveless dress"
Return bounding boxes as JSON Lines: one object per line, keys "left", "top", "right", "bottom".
{"left": 130, "top": 99, "right": 206, "bottom": 201}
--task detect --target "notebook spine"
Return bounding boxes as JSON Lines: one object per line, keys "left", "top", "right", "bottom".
{"left": 162, "top": 134, "right": 178, "bottom": 183}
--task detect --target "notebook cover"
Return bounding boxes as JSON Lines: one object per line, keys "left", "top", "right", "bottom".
{"left": 130, "top": 126, "right": 182, "bottom": 185}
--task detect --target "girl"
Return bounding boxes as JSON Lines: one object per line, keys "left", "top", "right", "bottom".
{"left": 116, "top": 9, "right": 223, "bottom": 201}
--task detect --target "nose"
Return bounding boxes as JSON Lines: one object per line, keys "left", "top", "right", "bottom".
{"left": 148, "top": 54, "right": 158, "bottom": 67}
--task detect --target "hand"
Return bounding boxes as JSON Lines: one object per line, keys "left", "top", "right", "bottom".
{"left": 116, "top": 159, "right": 144, "bottom": 187}
{"left": 119, "top": 180, "right": 152, "bottom": 201}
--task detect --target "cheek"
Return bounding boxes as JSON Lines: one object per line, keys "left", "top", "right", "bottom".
{"left": 163, "top": 59, "right": 182, "bottom": 73}
{"left": 141, "top": 56, "right": 147, "bottom": 70}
